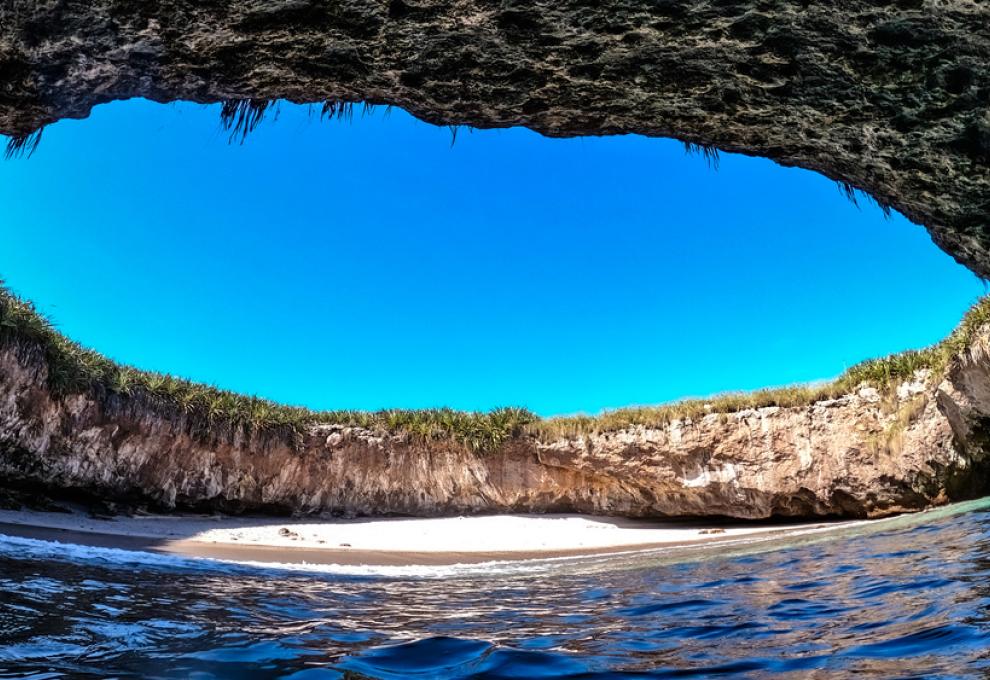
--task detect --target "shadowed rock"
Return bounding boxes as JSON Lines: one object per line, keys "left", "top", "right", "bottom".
{"left": 0, "top": 0, "right": 988, "bottom": 275}
{"left": 2, "top": 319, "right": 990, "bottom": 519}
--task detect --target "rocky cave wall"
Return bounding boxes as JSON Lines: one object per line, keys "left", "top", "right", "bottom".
{"left": 0, "top": 0, "right": 988, "bottom": 275}
{"left": 2, "top": 325, "right": 990, "bottom": 519}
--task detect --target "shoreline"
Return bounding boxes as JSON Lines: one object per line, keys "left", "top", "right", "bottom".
{"left": 0, "top": 509, "right": 867, "bottom": 567}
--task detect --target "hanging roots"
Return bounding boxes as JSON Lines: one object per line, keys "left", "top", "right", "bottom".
{"left": 320, "top": 99, "right": 357, "bottom": 121}
{"left": 836, "top": 180, "right": 893, "bottom": 218}
{"left": 4, "top": 128, "right": 43, "bottom": 159}
{"left": 683, "top": 141, "right": 720, "bottom": 170}
{"left": 219, "top": 99, "right": 276, "bottom": 144}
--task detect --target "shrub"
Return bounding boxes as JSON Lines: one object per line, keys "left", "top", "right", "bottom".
{"left": 1, "top": 282, "right": 986, "bottom": 449}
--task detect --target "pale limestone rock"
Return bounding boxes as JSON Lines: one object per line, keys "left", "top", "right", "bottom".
{"left": 0, "top": 329, "right": 989, "bottom": 519}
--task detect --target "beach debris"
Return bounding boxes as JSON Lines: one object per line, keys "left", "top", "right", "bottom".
{"left": 87, "top": 500, "right": 120, "bottom": 521}
{"left": 699, "top": 528, "right": 726, "bottom": 535}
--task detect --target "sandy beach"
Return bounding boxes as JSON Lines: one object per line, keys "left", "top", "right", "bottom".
{"left": 0, "top": 508, "right": 866, "bottom": 566}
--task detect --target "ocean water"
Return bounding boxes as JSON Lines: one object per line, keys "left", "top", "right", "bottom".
{"left": 2, "top": 499, "right": 990, "bottom": 679}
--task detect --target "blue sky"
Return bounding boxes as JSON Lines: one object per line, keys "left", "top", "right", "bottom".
{"left": 0, "top": 98, "right": 984, "bottom": 415}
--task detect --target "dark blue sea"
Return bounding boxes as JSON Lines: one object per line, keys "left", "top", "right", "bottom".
{"left": 2, "top": 499, "right": 990, "bottom": 679}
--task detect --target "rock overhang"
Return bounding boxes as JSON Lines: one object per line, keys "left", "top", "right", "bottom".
{"left": 0, "top": 0, "right": 987, "bottom": 276}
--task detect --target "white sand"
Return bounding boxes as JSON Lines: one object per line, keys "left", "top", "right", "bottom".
{"left": 0, "top": 508, "right": 858, "bottom": 554}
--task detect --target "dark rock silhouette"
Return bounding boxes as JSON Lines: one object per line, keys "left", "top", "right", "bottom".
{"left": 0, "top": 0, "right": 987, "bottom": 275}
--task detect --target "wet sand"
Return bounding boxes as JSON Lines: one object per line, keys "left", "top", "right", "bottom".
{"left": 0, "top": 509, "right": 862, "bottom": 566}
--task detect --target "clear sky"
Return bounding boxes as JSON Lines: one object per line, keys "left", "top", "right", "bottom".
{"left": 0, "top": 98, "right": 984, "bottom": 416}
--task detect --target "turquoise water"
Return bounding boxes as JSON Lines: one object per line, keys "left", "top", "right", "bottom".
{"left": 2, "top": 500, "right": 990, "bottom": 678}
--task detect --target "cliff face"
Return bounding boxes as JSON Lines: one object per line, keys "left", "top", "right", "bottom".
{"left": 3, "top": 326, "right": 990, "bottom": 520}
{"left": 0, "top": 0, "right": 988, "bottom": 277}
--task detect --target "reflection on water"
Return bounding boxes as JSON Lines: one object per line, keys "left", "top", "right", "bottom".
{"left": 2, "top": 501, "right": 990, "bottom": 678}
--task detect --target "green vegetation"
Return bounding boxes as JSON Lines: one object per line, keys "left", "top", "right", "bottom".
{"left": 1, "top": 282, "right": 988, "bottom": 450}
{"left": 536, "top": 295, "right": 990, "bottom": 439}
{"left": 0, "top": 283, "right": 536, "bottom": 450}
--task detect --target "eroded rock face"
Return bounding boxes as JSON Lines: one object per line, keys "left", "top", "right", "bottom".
{"left": 2, "top": 328, "right": 990, "bottom": 520}
{"left": 0, "top": 0, "right": 989, "bottom": 275}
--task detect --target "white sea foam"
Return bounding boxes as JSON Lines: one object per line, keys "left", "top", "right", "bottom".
{"left": 1, "top": 499, "right": 986, "bottom": 580}
{"left": 0, "top": 533, "right": 556, "bottom": 579}
{"left": 0, "top": 510, "right": 825, "bottom": 553}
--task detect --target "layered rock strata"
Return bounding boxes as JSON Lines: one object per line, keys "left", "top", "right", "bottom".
{"left": 2, "top": 325, "right": 989, "bottom": 519}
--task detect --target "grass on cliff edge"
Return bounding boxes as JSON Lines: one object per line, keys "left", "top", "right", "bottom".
{"left": 1, "top": 283, "right": 988, "bottom": 451}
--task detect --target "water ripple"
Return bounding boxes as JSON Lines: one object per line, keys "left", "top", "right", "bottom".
{"left": 2, "top": 499, "right": 990, "bottom": 678}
